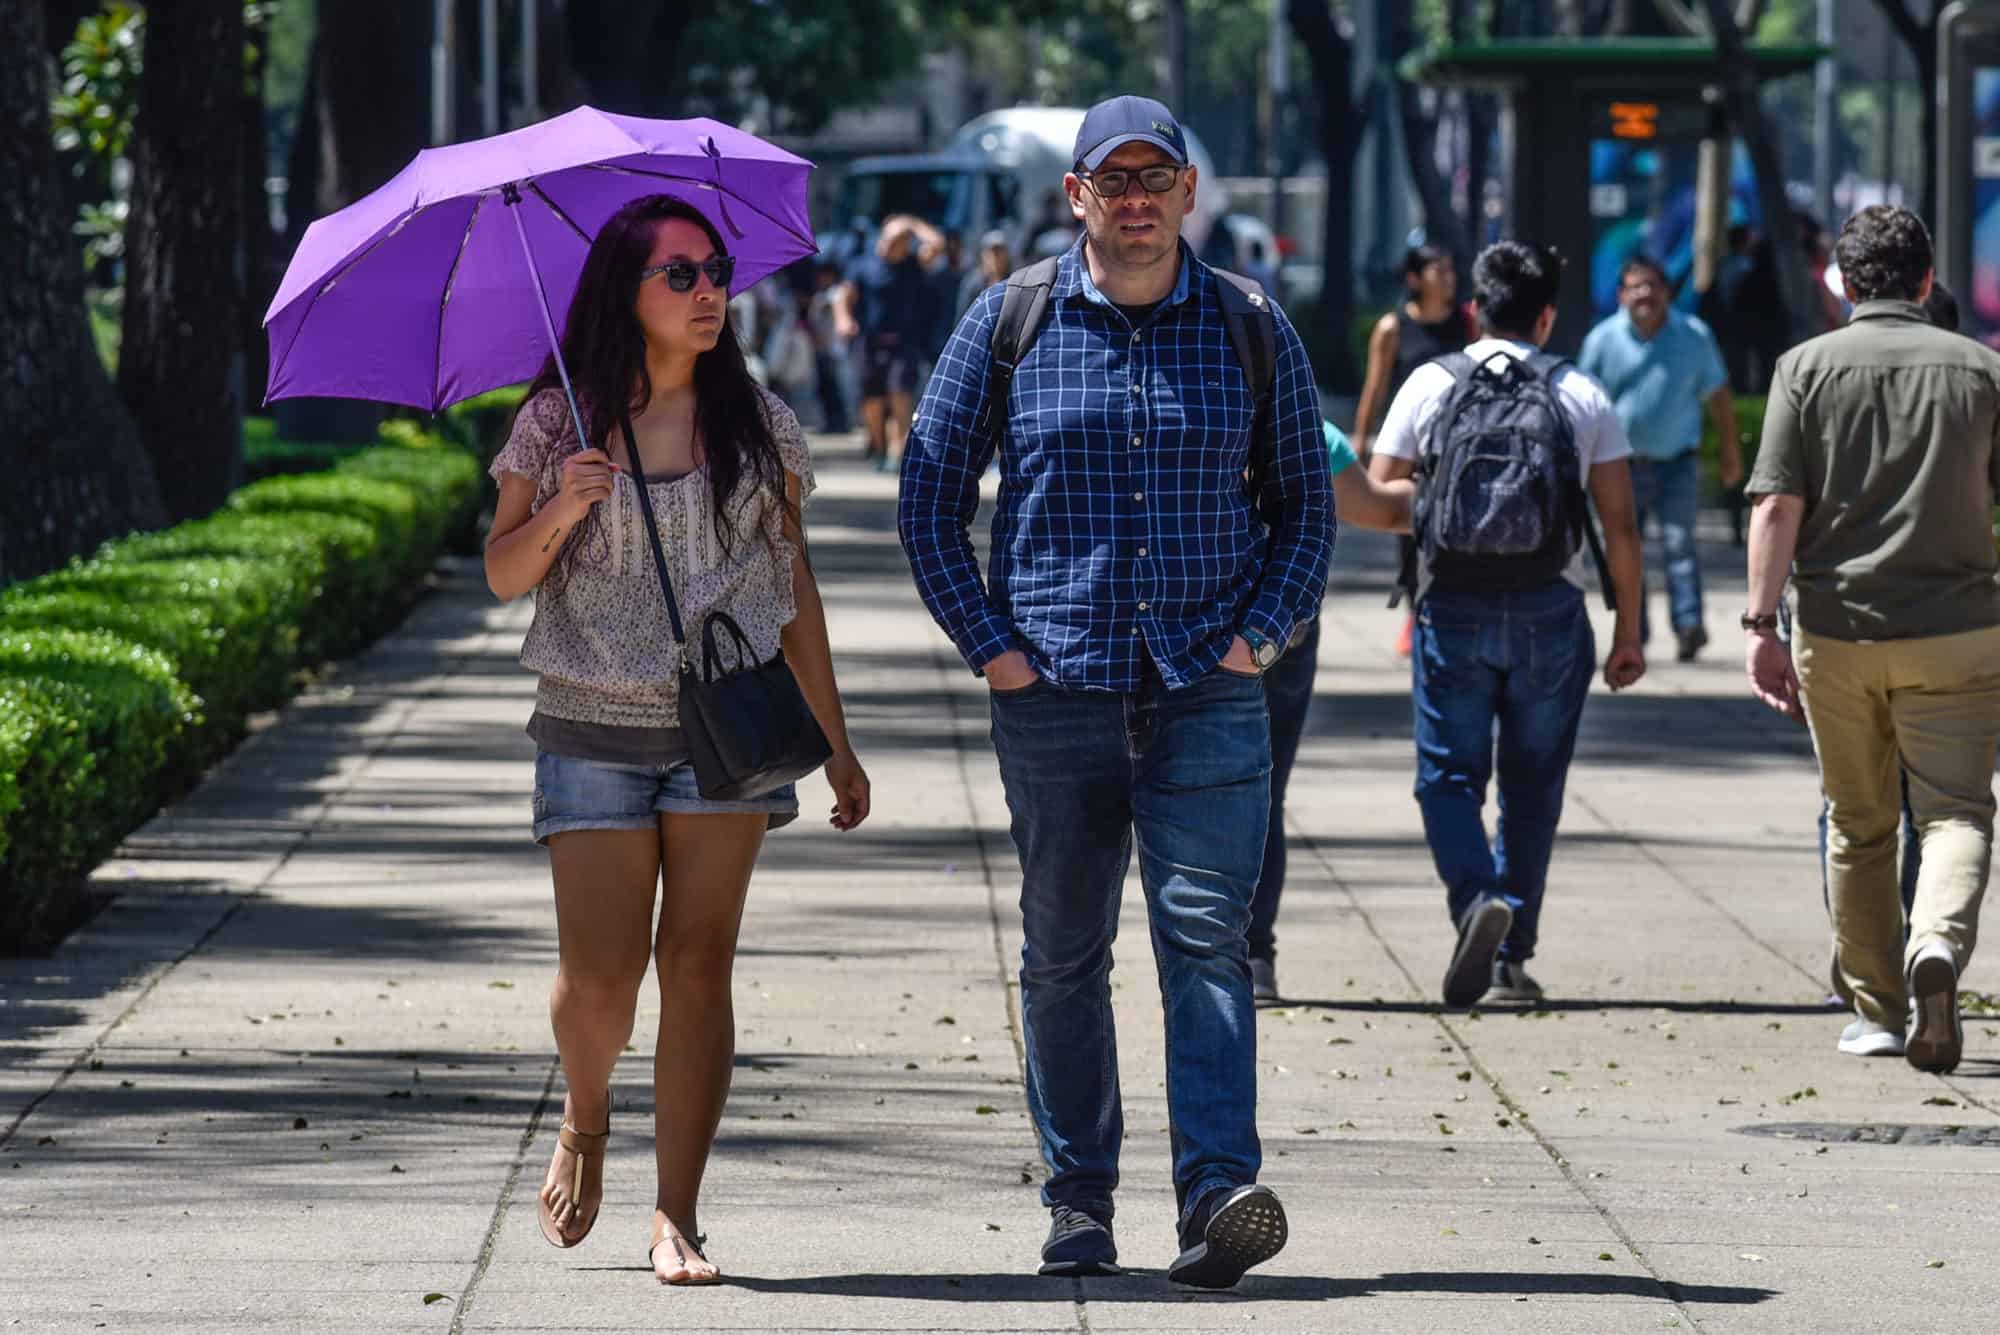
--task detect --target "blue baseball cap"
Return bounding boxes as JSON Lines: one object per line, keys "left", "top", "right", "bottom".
{"left": 1073, "top": 96, "right": 1189, "bottom": 171}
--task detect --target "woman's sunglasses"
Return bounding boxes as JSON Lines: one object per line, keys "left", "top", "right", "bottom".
{"left": 641, "top": 255, "right": 736, "bottom": 292}
{"left": 1077, "top": 165, "right": 1184, "bottom": 200}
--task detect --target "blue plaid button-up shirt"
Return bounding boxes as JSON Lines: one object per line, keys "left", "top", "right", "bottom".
{"left": 898, "top": 241, "right": 1333, "bottom": 691}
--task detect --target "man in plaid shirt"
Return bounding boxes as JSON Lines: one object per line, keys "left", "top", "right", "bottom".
{"left": 898, "top": 96, "right": 1332, "bottom": 1289}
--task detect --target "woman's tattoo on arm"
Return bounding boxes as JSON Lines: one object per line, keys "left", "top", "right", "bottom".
{"left": 540, "top": 524, "right": 563, "bottom": 553}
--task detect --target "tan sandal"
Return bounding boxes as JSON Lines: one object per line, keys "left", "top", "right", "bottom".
{"left": 648, "top": 1227, "right": 720, "bottom": 1285}
{"left": 537, "top": 1122, "right": 608, "bottom": 1248}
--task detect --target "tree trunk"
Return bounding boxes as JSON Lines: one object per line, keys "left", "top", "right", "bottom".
{"left": 119, "top": 0, "right": 248, "bottom": 524}
{"left": 1290, "top": 0, "right": 1358, "bottom": 391}
{"left": 1871, "top": 0, "right": 1941, "bottom": 227}
{"left": 243, "top": 11, "right": 276, "bottom": 425}
{"left": 316, "top": 1, "right": 432, "bottom": 213}
{"left": 0, "top": 2, "right": 164, "bottom": 583}
{"left": 1702, "top": 0, "right": 1820, "bottom": 347}
{"left": 1391, "top": 5, "right": 1473, "bottom": 279}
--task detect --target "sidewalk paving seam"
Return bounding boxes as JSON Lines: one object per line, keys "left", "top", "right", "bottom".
{"left": 1289, "top": 813, "right": 1707, "bottom": 1332}
{"left": 449, "top": 1056, "right": 561, "bottom": 1335}
{"left": 932, "top": 638, "right": 1090, "bottom": 1335}
{"left": 0, "top": 591, "right": 511, "bottom": 1154}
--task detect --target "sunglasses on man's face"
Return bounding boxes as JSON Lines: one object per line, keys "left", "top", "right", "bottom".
{"left": 1078, "top": 165, "right": 1184, "bottom": 200}
{"left": 640, "top": 255, "right": 735, "bottom": 293}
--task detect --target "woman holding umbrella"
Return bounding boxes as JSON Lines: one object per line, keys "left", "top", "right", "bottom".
{"left": 484, "top": 194, "right": 871, "bottom": 1284}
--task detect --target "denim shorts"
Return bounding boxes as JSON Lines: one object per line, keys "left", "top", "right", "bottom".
{"left": 531, "top": 750, "right": 799, "bottom": 844}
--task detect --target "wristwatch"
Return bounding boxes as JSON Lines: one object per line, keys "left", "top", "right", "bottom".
{"left": 1242, "top": 628, "right": 1283, "bottom": 673}
{"left": 1740, "top": 611, "right": 1780, "bottom": 633}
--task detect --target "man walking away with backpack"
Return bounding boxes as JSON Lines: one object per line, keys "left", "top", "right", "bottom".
{"left": 1369, "top": 241, "right": 1646, "bottom": 1009}
{"left": 1744, "top": 206, "right": 2000, "bottom": 1074}
{"left": 898, "top": 94, "right": 1332, "bottom": 1289}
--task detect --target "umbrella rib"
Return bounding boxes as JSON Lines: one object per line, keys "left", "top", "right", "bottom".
{"left": 434, "top": 193, "right": 487, "bottom": 413}
{"left": 574, "top": 163, "right": 817, "bottom": 253}
{"left": 525, "top": 183, "right": 591, "bottom": 244}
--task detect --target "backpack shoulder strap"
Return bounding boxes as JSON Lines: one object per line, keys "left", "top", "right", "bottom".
{"left": 1209, "top": 267, "right": 1278, "bottom": 402}
{"left": 974, "top": 257, "right": 1062, "bottom": 453}
{"left": 1520, "top": 351, "right": 1616, "bottom": 611}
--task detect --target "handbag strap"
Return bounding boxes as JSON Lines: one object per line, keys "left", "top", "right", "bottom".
{"left": 618, "top": 413, "right": 690, "bottom": 664}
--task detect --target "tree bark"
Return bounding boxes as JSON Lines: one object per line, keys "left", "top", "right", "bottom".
{"left": 1872, "top": 0, "right": 1941, "bottom": 227}
{"left": 243, "top": 11, "right": 276, "bottom": 427}
{"left": 0, "top": 2, "right": 165, "bottom": 583}
{"left": 1391, "top": 5, "right": 1473, "bottom": 280}
{"left": 1702, "top": 0, "right": 1820, "bottom": 347}
{"left": 1289, "top": 0, "right": 1358, "bottom": 391}
{"left": 315, "top": 1, "right": 432, "bottom": 213}
{"left": 119, "top": 0, "right": 248, "bottom": 524}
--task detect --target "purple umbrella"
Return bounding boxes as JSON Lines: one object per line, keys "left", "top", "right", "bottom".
{"left": 264, "top": 106, "right": 815, "bottom": 430}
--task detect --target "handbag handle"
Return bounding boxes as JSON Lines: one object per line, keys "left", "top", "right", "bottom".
{"left": 618, "top": 414, "right": 691, "bottom": 666}
{"left": 701, "top": 610, "right": 760, "bottom": 681}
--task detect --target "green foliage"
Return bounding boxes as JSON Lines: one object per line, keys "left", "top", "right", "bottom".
{"left": 1700, "top": 392, "right": 1767, "bottom": 498}
{"left": 0, "top": 422, "right": 480, "bottom": 953}
{"left": 50, "top": 4, "right": 145, "bottom": 197}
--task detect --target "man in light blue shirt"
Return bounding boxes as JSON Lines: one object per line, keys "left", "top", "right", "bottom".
{"left": 1579, "top": 255, "right": 1742, "bottom": 661}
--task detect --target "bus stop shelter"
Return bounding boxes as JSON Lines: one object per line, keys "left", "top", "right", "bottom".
{"left": 1404, "top": 38, "right": 1822, "bottom": 355}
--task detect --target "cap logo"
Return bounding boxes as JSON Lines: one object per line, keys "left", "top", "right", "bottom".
{"left": 1152, "top": 120, "right": 1175, "bottom": 136}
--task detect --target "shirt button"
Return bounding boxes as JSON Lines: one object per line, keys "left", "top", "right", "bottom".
{"left": 1130, "top": 434, "right": 1142, "bottom": 446}
{"left": 1137, "top": 546, "right": 1149, "bottom": 556}
{"left": 1130, "top": 384, "right": 1142, "bottom": 395}
{"left": 1137, "top": 601, "right": 1150, "bottom": 611}
{"left": 1131, "top": 333, "right": 1141, "bottom": 343}
{"left": 1133, "top": 491, "right": 1144, "bottom": 501}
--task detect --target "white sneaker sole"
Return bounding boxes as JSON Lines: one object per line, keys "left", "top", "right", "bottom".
{"left": 1907, "top": 953, "right": 1962, "bottom": 1074}
{"left": 1837, "top": 1031, "right": 1905, "bottom": 1057}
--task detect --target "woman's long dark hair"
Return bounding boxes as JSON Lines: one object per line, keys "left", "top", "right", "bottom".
{"left": 513, "top": 193, "right": 788, "bottom": 562}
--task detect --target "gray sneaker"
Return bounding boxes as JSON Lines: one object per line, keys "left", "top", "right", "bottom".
{"left": 1443, "top": 897, "right": 1513, "bottom": 1008}
{"left": 1250, "top": 956, "right": 1280, "bottom": 1005}
{"left": 1837, "top": 1016, "right": 1905, "bottom": 1057}
{"left": 1488, "top": 960, "right": 1544, "bottom": 1003}
{"left": 1906, "top": 943, "right": 1963, "bottom": 1074}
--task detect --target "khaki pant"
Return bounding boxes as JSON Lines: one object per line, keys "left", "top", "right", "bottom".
{"left": 1795, "top": 623, "right": 2000, "bottom": 1026}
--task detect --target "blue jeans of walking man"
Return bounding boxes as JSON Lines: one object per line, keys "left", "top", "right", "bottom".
{"left": 1630, "top": 451, "right": 1703, "bottom": 641}
{"left": 1413, "top": 583, "right": 1595, "bottom": 964}
{"left": 990, "top": 665, "right": 1271, "bottom": 1225}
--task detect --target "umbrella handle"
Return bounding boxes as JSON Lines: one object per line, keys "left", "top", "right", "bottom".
{"left": 503, "top": 181, "right": 592, "bottom": 454}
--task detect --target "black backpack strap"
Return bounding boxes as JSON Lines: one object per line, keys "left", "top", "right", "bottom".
{"left": 1209, "top": 267, "right": 1281, "bottom": 522}
{"left": 1525, "top": 352, "right": 1617, "bottom": 611}
{"left": 973, "top": 257, "right": 1062, "bottom": 455}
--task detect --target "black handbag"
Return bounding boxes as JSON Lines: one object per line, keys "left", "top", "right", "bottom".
{"left": 620, "top": 416, "right": 832, "bottom": 801}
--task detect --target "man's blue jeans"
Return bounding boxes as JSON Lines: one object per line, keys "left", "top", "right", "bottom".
{"left": 989, "top": 664, "right": 1270, "bottom": 1224}
{"left": 1629, "top": 450, "right": 1703, "bottom": 638}
{"left": 1412, "top": 583, "right": 1595, "bottom": 963}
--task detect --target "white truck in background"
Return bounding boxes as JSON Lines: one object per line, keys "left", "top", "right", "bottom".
{"left": 834, "top": 106, "right": 1230, "bottom": 263}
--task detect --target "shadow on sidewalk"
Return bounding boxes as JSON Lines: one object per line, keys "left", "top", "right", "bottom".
{"left": 722, "top": 1268, "right": 1777, "bottom": 1305}
{"left": 1268, "top": 997, "right": 1838, "bottom": 1017}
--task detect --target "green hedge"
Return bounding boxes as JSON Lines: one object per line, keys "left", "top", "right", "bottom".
{"left": 1698, "top": 393, "right": 1768, "bottom": 501}
{"left": 0, "top": 429, "right": 480, "bottom": 951}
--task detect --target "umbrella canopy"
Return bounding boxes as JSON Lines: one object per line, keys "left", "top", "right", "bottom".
{"left": 264, "top": 107, "right": 816, "bottom": 412}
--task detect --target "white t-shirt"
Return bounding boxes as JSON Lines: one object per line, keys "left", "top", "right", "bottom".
{"left": 1372, "top": 338, "right": 1633, "bottom": 588}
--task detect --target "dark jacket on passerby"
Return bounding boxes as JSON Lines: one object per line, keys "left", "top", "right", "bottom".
{"left": 1749, "top": 299, "right": 2000, "bottom": 643}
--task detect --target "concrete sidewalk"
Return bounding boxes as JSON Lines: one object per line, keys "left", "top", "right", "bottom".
{"left": 4, "top": 445, "right": 1998, "bottom": 1334}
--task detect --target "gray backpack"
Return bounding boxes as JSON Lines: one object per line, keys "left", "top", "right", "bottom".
{"left": 1409, "top": 349, "right": 1614, "bottom": 607}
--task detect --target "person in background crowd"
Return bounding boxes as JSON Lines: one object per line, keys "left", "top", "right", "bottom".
{"left": 1745, "top": 206, "right": 2000, "bottom": 1074}
{"left": 1249, "top": 422, "right": 1417, "bottom": 1003}
{"left": 836, "top": 214, "right": 944, "bottom": 472}
{"left": 807, "top": 261, "right": 852, "bottom": 435}
{"left": 960, "top": 229, "right": 1014, "bottom": 320}
{"left": 1578, "top": 254, "right": 1742, "bottom": 662}
{"left": 1352, "top": 243, "right": 1474, "bottom": 657}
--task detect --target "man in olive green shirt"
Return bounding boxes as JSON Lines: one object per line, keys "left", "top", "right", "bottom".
{"left": 1744, "top": 205, "right": 2000, "bottom": 1075}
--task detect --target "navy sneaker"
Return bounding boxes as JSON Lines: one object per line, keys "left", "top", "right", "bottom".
{"left": 1167, "top": 1184, "right": 1288, "bottom": 1289}
{"left": 1443, "top": 897, "right": 1513, "bottom": 1008}
{"left": 1039, "top": 1201, "right": 1120, "bottom": 1277}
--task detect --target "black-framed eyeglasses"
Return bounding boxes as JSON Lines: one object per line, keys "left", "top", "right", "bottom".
{"left": 640, "top": 255, "right": 735, "bottom": 292}
{"left": 1077, "top": 165, "right": 1183, "bottom": 199}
